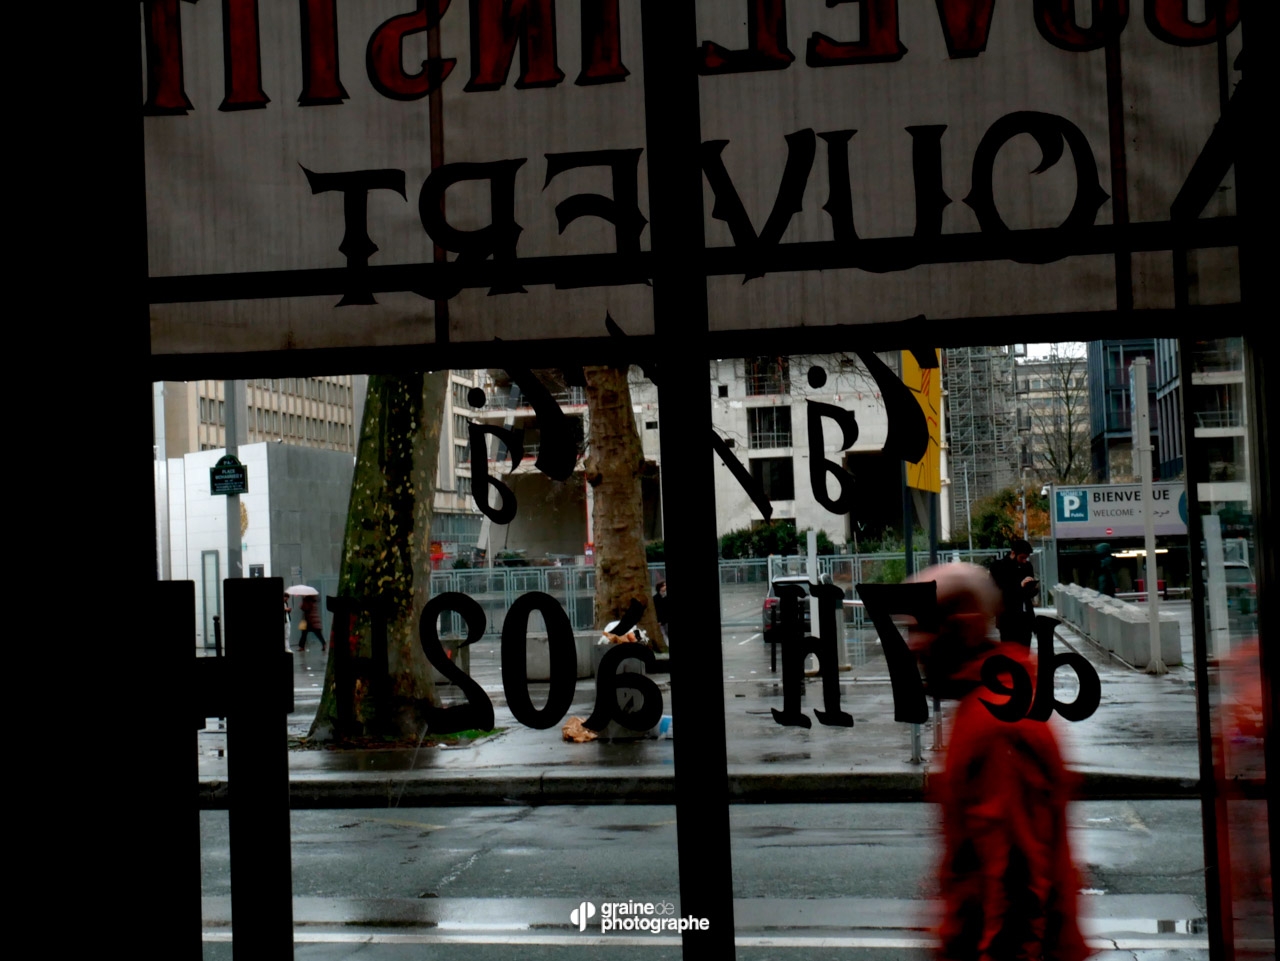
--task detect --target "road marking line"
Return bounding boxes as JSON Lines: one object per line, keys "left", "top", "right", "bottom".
{"left": 739, "top": 633, "right": 761, "bottom": 644}
{"left": 438, "top": 850, "right": 484, "bottom": 887}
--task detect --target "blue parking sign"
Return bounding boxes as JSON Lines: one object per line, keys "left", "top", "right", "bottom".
{"left": 1056, "top": 489, "right": 1088, "bottom": 523}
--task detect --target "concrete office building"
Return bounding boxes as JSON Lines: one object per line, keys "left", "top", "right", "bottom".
{"left": 709, "top": 355, "right": 907, "bottom": 547}
{"left": 155, "top": 376, "right": 365, "bottom": 455}
{"left": 163, "top": 443, "right": 353, "bottom": 647}
{"left": 1015, "top": 354, "right": 1092, "bottom": 485}
{"left": 461, "top": 358, "right": 919, "bottom": 559}
{"left": 154, "top": 372, "right": 488, "bottom": 574}
{"left": 154, "top": 373, "right": 488, "bottom": 642}
{"left": 1087, "top": 340, "right": 1160, "bottom": 483}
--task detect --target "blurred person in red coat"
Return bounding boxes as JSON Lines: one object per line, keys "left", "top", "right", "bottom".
{"left": 908, "top": 563, "right": 1091, "bottom": 961}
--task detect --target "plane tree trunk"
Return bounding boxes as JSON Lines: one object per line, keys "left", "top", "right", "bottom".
{"left": 583, "top": 365, "right": 665, "bottom": 651}
{"left": 308, "top": 371, "right": 449, "bottom": 742}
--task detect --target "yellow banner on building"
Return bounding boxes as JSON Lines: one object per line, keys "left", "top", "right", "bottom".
{"left": 902, "top": 350, "right": 942, "bottom": 494}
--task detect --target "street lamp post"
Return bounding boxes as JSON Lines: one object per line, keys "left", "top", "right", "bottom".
{"left": 1021, "top": 468, "right": 1029, "bottom": 539}
{"left": 1131, "top": 358, "right": 1165, "bottom": 674}
{"left": 963, "top": 463, "right": 973, "bottom": 555}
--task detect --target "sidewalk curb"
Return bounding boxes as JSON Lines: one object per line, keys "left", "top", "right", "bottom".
{"left": 197, "top": 769, "right": 1199, "bottom": 809}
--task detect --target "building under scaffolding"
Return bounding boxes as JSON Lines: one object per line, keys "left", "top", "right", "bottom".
{"left": 944, "top": 346, "right": 1023, "bottom": 536}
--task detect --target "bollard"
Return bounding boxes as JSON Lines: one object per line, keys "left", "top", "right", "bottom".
{"left": 225, "top": 577, "right": 295, "bottom": 960}
{"left": 156, "top": 581, "right": 202, "bottom": 951}
{"left": 910, "top": 723, "right": 923, "bottom": 764}
{"left": 931, "top": 696, "right": 943, "bottom": 751}
{"left": 212, "top": 613, "right": 226, "bottom": 725}
{"left": 769, "top": 605, "right": 778, "bottom": 673}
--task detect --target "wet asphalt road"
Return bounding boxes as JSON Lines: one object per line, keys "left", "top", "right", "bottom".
{"left": 200, "top": 801, "right": 1209, "bottom": 959}
{"left": 201, "top": 800, "right": 1206, "bottom": 903}
{"left": 198, "top": 597, "right": 1220, "bottom": 958}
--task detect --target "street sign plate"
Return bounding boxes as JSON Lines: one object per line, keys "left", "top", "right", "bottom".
{"left": 210, "top": 455, "right": 248, "bottom": 496}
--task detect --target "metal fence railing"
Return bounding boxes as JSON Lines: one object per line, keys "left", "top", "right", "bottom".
{"left": 716, "top": 550, "right": 1019, "bottom": 628}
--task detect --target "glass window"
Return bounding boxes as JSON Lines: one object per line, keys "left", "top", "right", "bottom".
{"left": 747, "top": 406, "right": 792, "bottom": 448}
{"left": 749, "top": 455, "right": 795, "bottom": 500}
{"left": 745, "top": 356, "right": 790, "bottom": 395}
{"left": 160, "top": 340, "right": 1271, "bottom": 961}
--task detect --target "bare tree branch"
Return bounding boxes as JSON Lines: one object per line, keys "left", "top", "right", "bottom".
{"left": 1020, "top": 347, "right": 1093, "bottom": 485}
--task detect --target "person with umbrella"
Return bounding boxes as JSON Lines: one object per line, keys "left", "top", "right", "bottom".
{"left": 287, "top": 586, "right": 326, "bottom": 652}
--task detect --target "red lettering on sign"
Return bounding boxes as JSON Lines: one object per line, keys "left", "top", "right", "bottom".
{"left": 298, "top": 0, "right": 349, "bottom": 105}
{"left": 577, "top": 0, "right": 628, "bottom": 85}
{"left": 465, "top": 0, "right": 566, "bottom": 91}
{"left": 367, "top": 1, "right": 456, "bottom": 101}
{"left": 1145, "top": 0, "right": 1238, "bottom": 46}
{"left": 806, "top": 0, "right": 907, "bottom": 68}
{"left": 220, "top": 0, "right": 271, "bottom": 109}
{"left": 141, "top": 0, "right": 196, "bottom": 114}
{"left": 699, "top": 0, "right": 795, "bottom": 74}
{"left": 932, "top": 0, "right": 997, "bottom": 58}
{"left": 1034, "top": 0, "right": 1128, "bottom": 52}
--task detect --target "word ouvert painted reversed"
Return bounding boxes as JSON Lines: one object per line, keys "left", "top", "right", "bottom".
{"left": 302, "top": 110, "right": 1109, "bottom": 305}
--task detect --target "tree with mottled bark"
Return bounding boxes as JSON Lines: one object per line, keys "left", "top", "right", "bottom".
{"left": 583, "top": 365, "right": 666, "bottom": 652}
{"left": 308, "top": 372, "right": 449, "bottom": 742}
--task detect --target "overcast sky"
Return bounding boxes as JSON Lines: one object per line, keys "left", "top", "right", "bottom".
{"left": 1025, "top": 342, "right": 1086, "bottom": 360}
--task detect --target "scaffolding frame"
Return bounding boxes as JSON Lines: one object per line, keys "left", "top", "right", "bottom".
{"left": 945, "top": 346, "right": 1022, "bottom": 530}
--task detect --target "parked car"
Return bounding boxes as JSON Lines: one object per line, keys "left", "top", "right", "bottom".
{"left": 762, "top": 575, "right": 813, "bottom": 640}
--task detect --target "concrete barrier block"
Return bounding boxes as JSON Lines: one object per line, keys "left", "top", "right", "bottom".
{"left": 1125, "top": 614, "right": 1183, "bottom": 668}
{"left": 1073, "top": 589, "right": 1100, "bottom": 627}
{"left": 1099, "top": 607, "right": 1125, "bottom": 654}
{"left": 1161, "top": 616, "right": 1183, "bottom": 667}
{"left": 1074, "top": 592, "right": 1092, "bottom": 622}
{"left": 1059, "top": 584, "right": 1085, "bottom": 624}
{"left": 526, "top": 633, "right": 597, "bottom": 680}
{"left": 1085, "top": 598, "right": 1109, "bottom": 640}
{"left": 1113, "top": 610, "right": 1142, "bottom": 663}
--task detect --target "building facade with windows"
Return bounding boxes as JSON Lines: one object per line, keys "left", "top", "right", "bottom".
{"left": 465, "top": 371, "right": 595, "bottom": 561}
{"left": 157, "top": 376, "right": 364, "bottom": 455}
{"left": 709, "top": 355, "right": 902, "bottom": 547}
{"left": 1015, "top": 354, "right": 1092, "bottom": 485}
{"left": 1154, "top": 338, "right": 1250, "bottom": 504}
{"left": 1087, "top": 340, "right": 1161, "bottom": 483}
{"left": 456, "top": 358, "right": 905, "bottom": 560}
{"left": 155, "top": 372, "right": 488, "bottom": 577}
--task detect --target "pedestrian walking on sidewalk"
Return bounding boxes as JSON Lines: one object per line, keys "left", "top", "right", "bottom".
{"left": 283, "top": 594, "right": 293, "bottom": 653}
{"left": 297, "top": 593, "right": 327, "bottom": 652}
{"left": 988, "top": 537, "right": 1037, "bottom": 645}
{"left": 652, "top": 580, "right": 669, "bottom": 648}
{"left": 908, "top": 563, "right": 1090, "bottom": 961}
